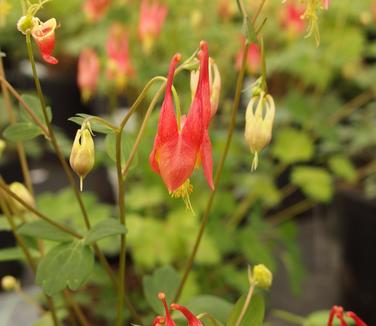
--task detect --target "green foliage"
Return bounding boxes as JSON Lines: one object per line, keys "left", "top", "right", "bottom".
{"left": 291, "top": 166, "right": 333, "bottom": 202}
{"left": 36, "top": 240, "right": 94, "bottom": 296}
{"left": 227, "top": 294, "right": 265, "bottom": 326}
{"left": 3, "top": 122, "right": 43, "bottom": 141}
{"left": 143, "top": 265, "right": 181, "bottom": 314}
{"left": 17, "top": 220, "right": 75, "bottom": 242}
{"left": 18, "top": 94, "right": 52, "bottom": 125}
{"left": 272, "top": 128, "right": 314, "bottom": 164}
{"left": 83, "top": 218, "right": 127, "bottom": 245}
{"left": 69, "top": 114, "right": 114, "bottom": 134}
{"left": 303, "top": 310, "right": 356, "bottom": 326}
{"left": 0, "top": 246, "right": 39, "bottom": 262}
{"left": 184, "top": 295, "right": 233, "bottom": 325}
{"left": 328, "top": 155, "right": 357, "bottom": 183}
{"left": 105, "top": 131, "right": 135, "bottom": 166}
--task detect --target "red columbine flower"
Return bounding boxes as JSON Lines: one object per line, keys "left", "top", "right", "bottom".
{"left": 171, "top": 303, "right": 203, "bottom": 326}
{"left": 31, "top": 18, "right": 58, "bottom": 65}
{"left": 152, "top": 316, "right": 165, "bottom": 326}
{"left": 236, "top": 38, "right": 261, "bottom": 74}
{"left": 83, "top": 0, "right": 111, "bottom": 22}
{"left": 106, "top": 23, "right": 134, "bottom": 90}
{"left": 149, "top": 42, "right": 213, "bottom": 210}
{"left": 281, "top": 3, "right": 305, "bottom": 37}
{"left": 77, "top": 48, "right": 100, "bottom": 102}
{"left": 138, "top": 0, "right": 168, "bottom": 54}
{"left": 157, "top": 293, "right": 176, "bottom": 326}
{"left": 327, "top": 305, "right": 367, "bottom": 326}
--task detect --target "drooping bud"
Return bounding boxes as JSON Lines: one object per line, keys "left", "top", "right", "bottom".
{"left": 8, "top": 182, "right": 35, "bottom": 214}
{"left": 252, "top": 264, "right": 273, "bottom": 290}
{"left": 244, "top": 92, "right": 275, "bottom": 171}
{"left": 1, "top": 275, "right": 19, "bottom": 291}
{"left": 17, "top": 15, "right": 38, "bottom": 35}
{"left": 31, "top": 18, "right": 58, "bottom": 65}
{"left": 171, "top": 303, "right": 203, "bottom": 326}
{"left": 69, "top": 126, "right": 95, "bottom": 191}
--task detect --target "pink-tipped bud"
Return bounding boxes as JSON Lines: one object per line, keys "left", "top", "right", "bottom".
{"left": 170, "top": 304, "right": 203, "bottom": 326}
{"left": 69, "top": 127, "right": 95, "bottom": 191}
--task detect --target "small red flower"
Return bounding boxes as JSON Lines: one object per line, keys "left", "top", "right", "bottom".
{"left": 31, "top": 18, "right": 58, "bottom": 65}
{"left": 77, "top": 48, "right": 100, "bottom": 102}
{"left": 106, "top": 23, "right": 134, "bottom": 90}
{"left": 157, "top": 293, "right": 176, "bottom": 326}
{"left": 138, "top": 0, "right": 167, "bottom": 53}
{"left": 83, "top": 0, "right": 111, "bottom": 22}
{"left": 171, "top": 303, "right": 203, "bottom": 326}
{"left": 236, "top": 38, "right": 261, "bottom": 74}
{"left": 149, "top": 42, "right": 213, "bottom": 208}
{"left": 327, "top": 305, "right": 367, "bottom": 326}
{"left": 281, "top": 3, "right": 305, "bottom": 36}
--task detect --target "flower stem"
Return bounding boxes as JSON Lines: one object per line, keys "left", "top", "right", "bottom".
{"left": 0, "top": 53, "right": 34, "bottom": 195}
{"left": 23, "top": 33, "right": 140, "bottom": 320}
{"left": 235, "top": 282, "right": 255, "bottom": 326}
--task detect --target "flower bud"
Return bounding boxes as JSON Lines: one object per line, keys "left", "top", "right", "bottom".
{"left": 252, "top": 264, "right": 272, "bottom": 289}
{"left": 1, "top": 275, "right": 19, "bottom": 291}
{"left": 8, "top": 182, "right": 35, "bottom": 214}
{"left": 69, "top": 128, "right": 95, "bottom": 191}
{"left": 244, "top": 92, "right": 275, "bottom": 171}
{"left": 17, "top": 15, "right": 38, "bottom": 35}
{"left": 0, "top": 139, "right": 6, "bottom": 158}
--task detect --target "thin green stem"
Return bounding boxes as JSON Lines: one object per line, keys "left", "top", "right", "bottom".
{"left": 0, "top": 54, "right": 34, "bottom": 195}
{"left": 268, "top": 199, "right": 315, "bottom": 226}
{"left": 115, "top": 130, "right": 126, "bottom": 326}
{"left": 235, "top": 283, "right": 255, "bottom": 326}
{"left": 64, "top": 290, "right": 90, "bottom": 326}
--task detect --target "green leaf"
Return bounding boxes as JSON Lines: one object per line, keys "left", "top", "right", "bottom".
{"left": 68, "top": 114, "right": 113, "bottom": 134}
{"left": 328, "top": 155, "right": 357, "bottom": 183}
{"left": 18, "top": 94, "right": 52, "bottom": 124}
{"left": 227, "top": 294, "right": 265, "bottom": 326}
{"left": 83, "top": 219, "right": 127, "bottom": 245}
{"left": 185, "top": 295, "right": 233, "bottom": 325}
{"left": 143, "top": 265, "right": 181, "bottom": 314}
{"left": 36, "top": 240, "right": 94, "bottom": 296}
{"left": 0, "top": 247, "right": 39, "bottom": 262}
{"left": 17, "top": 220, "right": 75, "bottom": 242}
{"left": 3, "top": 122, "right": 43, "bottom": 141}
{"left": 291, "top": 166, "right": 333, "bottom": 202}
{"left": 272, "top": 128, "right": 314, "bottom": 164}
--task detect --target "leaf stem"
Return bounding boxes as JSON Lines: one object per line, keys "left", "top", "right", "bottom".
{"left": 235, "top": 283, "right": 256, "bottom": 326}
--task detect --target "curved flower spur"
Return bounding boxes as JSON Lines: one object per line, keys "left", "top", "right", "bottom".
{"left": 149, "top": 41, "right": 215, "bottom": 212}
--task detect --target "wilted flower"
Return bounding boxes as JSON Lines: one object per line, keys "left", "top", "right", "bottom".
{"left": 236, "top": 39, "right": 261, "bottom": 74}
{"left": 8, "top": 182, "right": 35, "bottom": 214}
{"left": 69, "top": 126, "right": 95, "bottom": 191}
{"left": 77, "top": 48, "right": 100, "bottom": 102}
{"left": 328, "top": 305, "right": 367, "bottom": 326}
{"left": 30, "top": 18, "right": 58, "bottom": 65}
{"left": 149, "top": 42, "right": 213, "bottom": 211}
{"left": 138, "top": 0, "right": 168, "bottom": 54}
{"left": 83, "top": 0, "right": 111, "bottom": 22}
{"left": 244, "top": 91, "right": 275, "bottom": 171}
{"left": 106, "top": 23, "right": 134, "bottom": 91}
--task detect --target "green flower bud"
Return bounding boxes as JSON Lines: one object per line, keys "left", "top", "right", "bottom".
{"left": 8, "top": 182, "right": 35, "bottom": 214}
{"left": 1, "top": 275, "right": 19, "bottom": 291}
{"left": 244, "top": 92, "right": 275, "bottom": 171}
{"left": 17, "top": 15, "right": 38, "bottom": 35}
{"left": 252, "top": 264, "right": 272, "bottom": 290}
{"left": 69, "top": 128, "right": 95, "bottom": 191}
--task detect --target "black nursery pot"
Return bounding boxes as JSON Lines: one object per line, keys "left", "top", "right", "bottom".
{"left": 335, "top": 190, "right": 376, "bottom": 325}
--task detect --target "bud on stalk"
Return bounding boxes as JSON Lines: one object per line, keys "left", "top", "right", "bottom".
{"left": 70, "top": 127, "right": 95, "bottom": 191}
{"left": 8, "top": 182, "right": 35, "bottom": 214}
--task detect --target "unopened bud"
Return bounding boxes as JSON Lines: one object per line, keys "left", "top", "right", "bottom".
{"left": 69, "top": 127, "right": 95, "bottom": 191}
{"left": 252, "top": 264, "right": 272, "bottom": 289}
{"left": 1, "top": 275, "right": 19, "bottom": 291}
{"left": 0, "top": 139, "right": 6, "bottom": 158}
{"left": 8, "top": 182, "right": 35, "bottom": 214}
{"left": 244, "top": 92, "right": 275, "bottom": 171}
{"left": 17, "top": 15, "right": 38, "bottom": 35}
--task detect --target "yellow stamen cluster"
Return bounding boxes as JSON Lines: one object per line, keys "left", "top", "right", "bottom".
{"left": 170, "top": 179, "right": 194, "bottom": 213}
